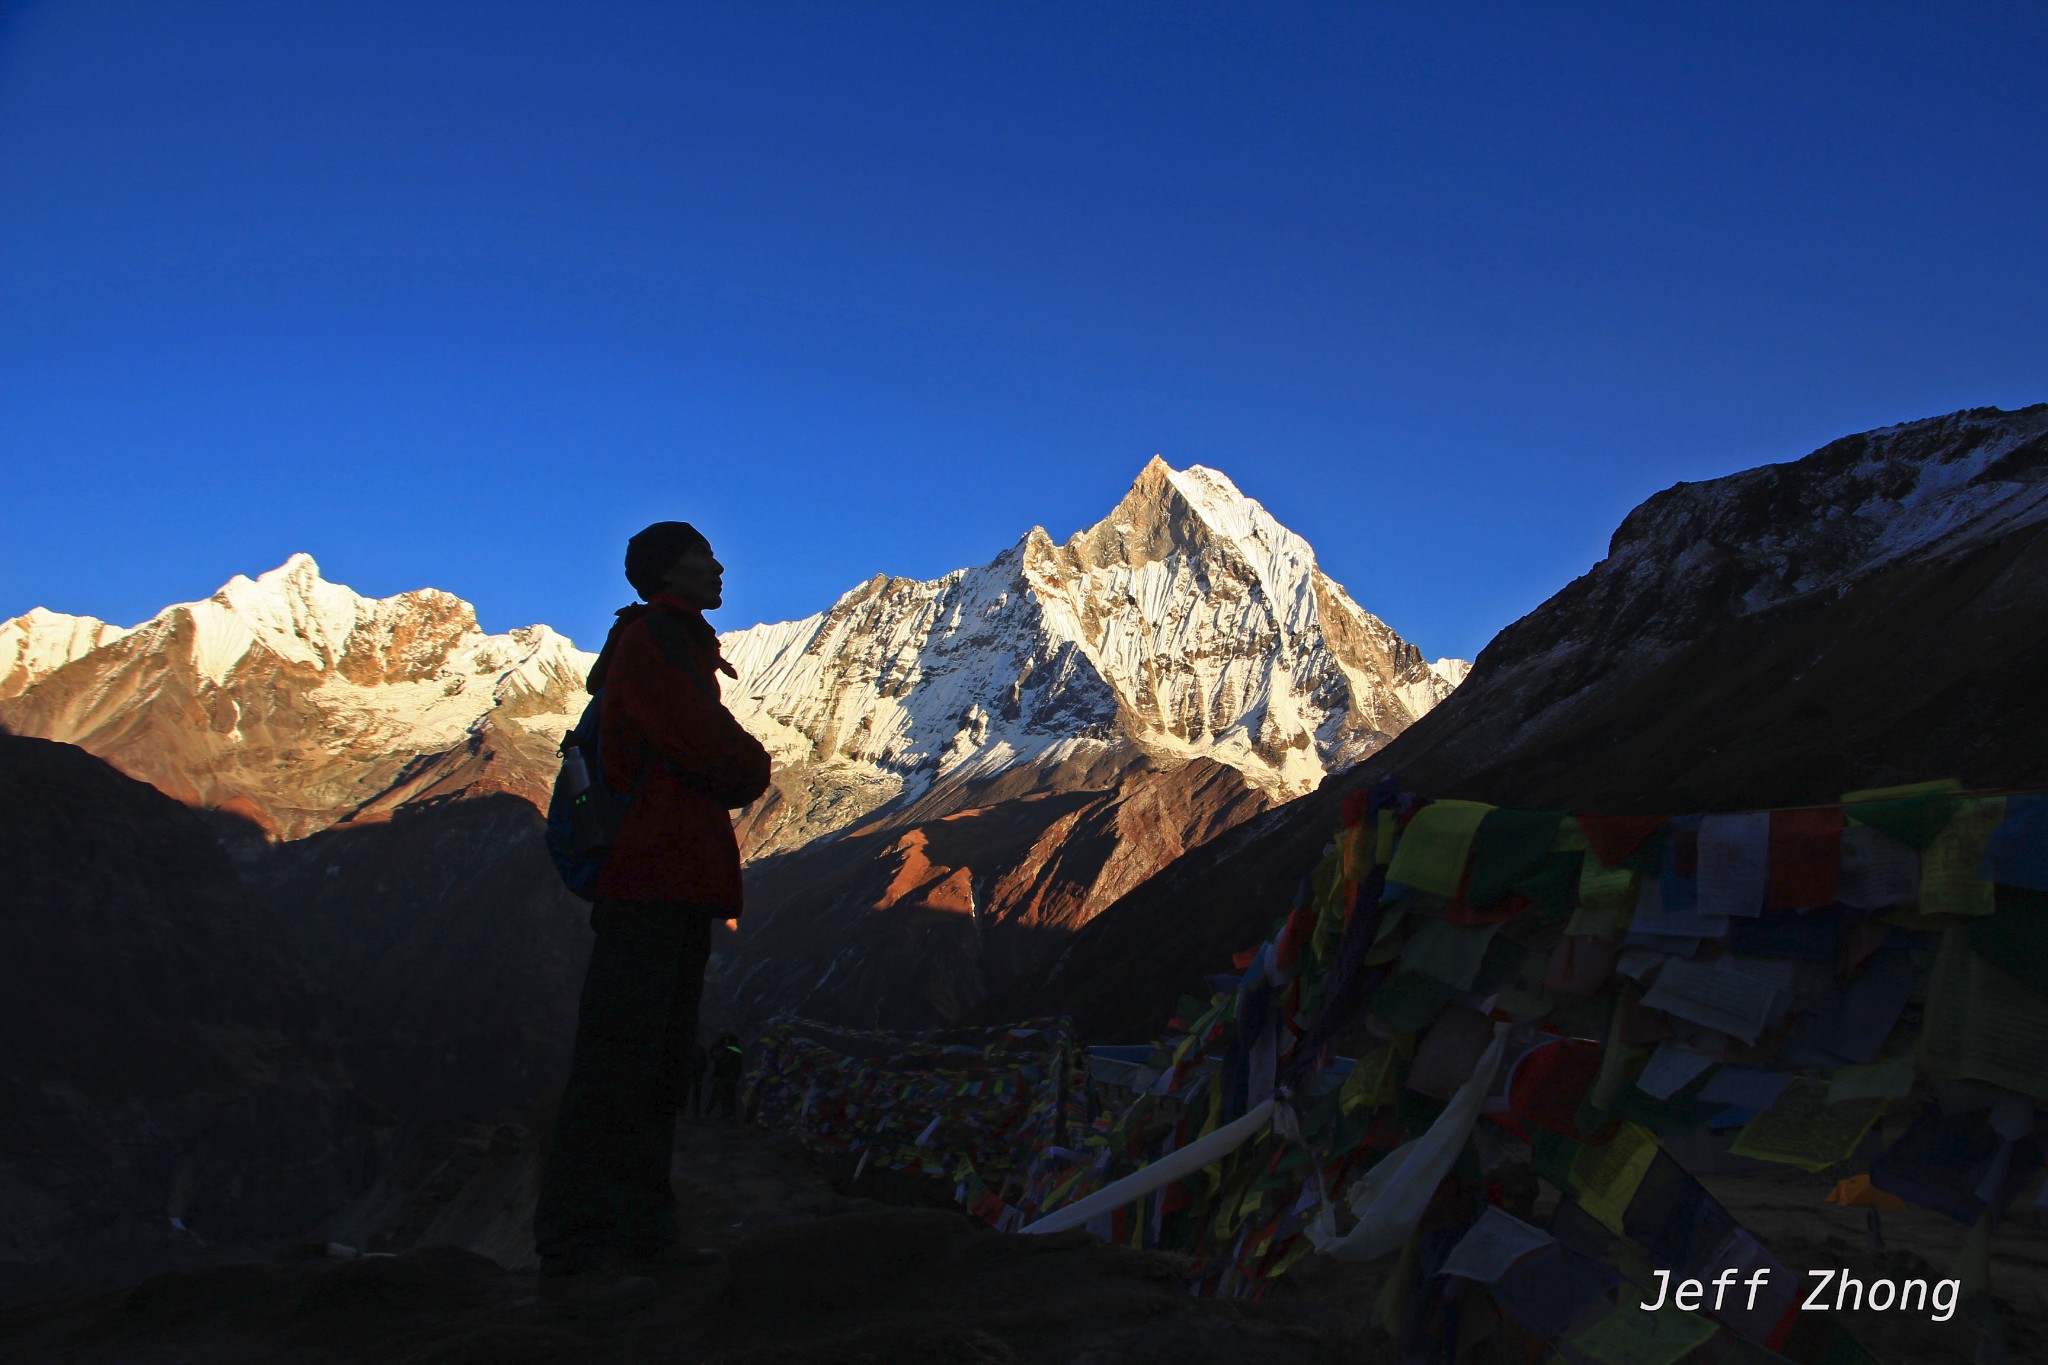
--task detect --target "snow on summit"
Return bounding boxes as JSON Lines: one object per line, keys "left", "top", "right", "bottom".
{"left": 719, "top": 456, "right": 1464, "bottom": 851}
{"left": 0, "top": 608, "right": 132, "bottom": 699}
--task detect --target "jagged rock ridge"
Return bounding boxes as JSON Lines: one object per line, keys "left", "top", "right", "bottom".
{"left": 1354, "top": 402, "right": 2048, "bottom": 809}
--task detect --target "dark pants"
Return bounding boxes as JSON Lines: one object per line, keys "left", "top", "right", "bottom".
{"left": 534, "top": 898, "right": 716, "bottom": 1273}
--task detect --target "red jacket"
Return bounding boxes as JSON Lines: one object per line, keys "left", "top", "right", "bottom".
{"left": 589, "top": 596, "right": 770, "bottom": 911}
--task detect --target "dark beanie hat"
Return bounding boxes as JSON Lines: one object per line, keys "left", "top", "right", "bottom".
{"left": 625, "top": 521, "right": 711, "bottom": 600}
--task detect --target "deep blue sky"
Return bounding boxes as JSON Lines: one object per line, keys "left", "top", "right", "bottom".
{"left": 4, "top": 2, "right": 2043, "bottom": 662}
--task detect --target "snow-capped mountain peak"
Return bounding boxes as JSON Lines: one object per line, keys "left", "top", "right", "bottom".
{"left": 1162, "top": 461, "right": 1319, "bottom": 606}
{"left": 1430, "top": 658, "right": 1473, "bottom": 689}
{"left": 722, "top": 456, "right": 1463, "bottom": 853}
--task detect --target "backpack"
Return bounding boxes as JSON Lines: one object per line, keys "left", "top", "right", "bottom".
{"left": 543, "top": 612, "right": 733, "bottom": 900}
{"left": 544, "top": 691, "right": 628, "bottom": 901}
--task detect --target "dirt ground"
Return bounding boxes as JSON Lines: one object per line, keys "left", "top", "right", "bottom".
{"left": 1, "top": 1118, "right": 2040, "bottom": 1364}
{"left": 0, "top": 1120, "right": 1365, "bottom": 1365}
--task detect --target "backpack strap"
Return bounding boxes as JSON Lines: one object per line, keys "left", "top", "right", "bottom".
{"left": 642, "top": 611, "right": 726, "bottom": 705}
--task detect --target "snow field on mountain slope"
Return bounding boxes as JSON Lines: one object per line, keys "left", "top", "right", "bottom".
{"left": 721, "top": 554, "right": 1102, "bottom": 784}
{"left": 1857, "top": 422, "right": 2048, "bottom": 566}
{"left": 1162, "top": 465, "right": 1320, "bottom": 615}
{"left": 0, "top": 608, "right": 132, "bottom": 691}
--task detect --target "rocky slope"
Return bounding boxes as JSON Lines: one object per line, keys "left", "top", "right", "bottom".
{"left": 724, "top": 756, "right": 1270, "bottom": 1031}
{"left": 0, "top": 555, "right": 593, "bottom": 839}
{"left": 1353, "top": 402, "right": 2048, "bottom": 809}
{"left": 0, "top": 732, "right": 592, "bottom": 1307}
{"left": 0, "top": 733, "right": 369, "bottom": 1302}
{"left": 0, "top": 1195, "right": 1367, "bottom": 1365}
{"left": 1018, "top": 404, "right": 2048, "bottom": 1039}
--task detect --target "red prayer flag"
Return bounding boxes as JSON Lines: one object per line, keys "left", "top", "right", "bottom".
{"left": 1575, "top": 814, "right": 1669, "bottom": 867}
{"left": 1273, "top": 907, "right": 1315, "bottom": 972}
{"left": 1767, "top": 807, "right": 1845, "bottom": 910}
{"left": 1504, "top": 1038, "right": 1603, "bottom": 1136}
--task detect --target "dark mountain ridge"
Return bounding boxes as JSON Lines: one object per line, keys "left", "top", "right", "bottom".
{"left": 0, "top": 731, "right": 590, "bottom": 1306}
{"left": 1016, "top": 404, "right": 2048, "bottom": 1039}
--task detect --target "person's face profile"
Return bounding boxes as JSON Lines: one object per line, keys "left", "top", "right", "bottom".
{"left": 660, "top": 544, "right": 724, "bottom": 610}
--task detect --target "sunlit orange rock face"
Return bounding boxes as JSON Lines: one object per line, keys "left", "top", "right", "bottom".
{"left": 0, "top": 554, "right": 593, "bottom": 839}
{"left": 721, "top": 755, "right": 1270, "bottom": 1032}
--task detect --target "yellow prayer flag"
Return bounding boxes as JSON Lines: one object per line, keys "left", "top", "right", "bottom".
{"left": 1570, "top": 1122, "right": 1659, "bottom": 1234}
{"left": 1728, "top": 1079, "right": 1886, "bottom": 1173}
{"left": 1265, "top": 1236, "right": 1315, "bottom": 1278}
{"left": 1386, "top": 799, "right": 1494, "bottom": 897}
{"left": 1340, "top": 1046, "right": 1398, "bottom": 1112}
{"left": 1919, "top": 796, "right": 2005, "bottom": 917}
{"left": 1578, "top": 858, "right": 1638, "bottom": 922}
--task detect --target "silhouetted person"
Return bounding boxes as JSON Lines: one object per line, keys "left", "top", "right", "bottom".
{"left": 684, "top": 1042, "right": 708, "bottom": 1119}
{"left": 707, "top": 1031, "right": 744, "bottom": 1121}
{"left": 534, "top": 522, "right": 771, "bottom": 1311}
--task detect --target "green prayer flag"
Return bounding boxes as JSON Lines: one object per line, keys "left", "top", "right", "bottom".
{"left": 1920, "top": 920, "right": 2048, "bottom": 1100}
{"left": 1826, "top": 1054, "right": 1917, "bottom": 1104}
{"left": 1516, "top": 850, "right": 1586, "bottom": 923}
{"left": 1370, "top": 970, "right": 1452, "bottom": 1031}
{"left": 1399, "top": 915, "right": 1502, "bottom": 992}
{"left": 1843, "top": 779, "right": 1962, "bottom": 851}
{"left": 1467, "top": 808, "right": 1566, "bottom": 906}
{"left": 1532, "top": 1126, "right": 1583, "bottom": 1190}
{"left": 1966, "top": 886, "right": 2048, "bottom": 999}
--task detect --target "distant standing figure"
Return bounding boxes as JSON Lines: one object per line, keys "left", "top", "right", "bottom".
{"left": 708, "top": 1031, "right": 744, "bottom": 1121}
{"left": 532, "top": 522, "right": 772, "bottom": 1309}
{"left": 685, "top": 1042, "right": 709, "bottom": 1119}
